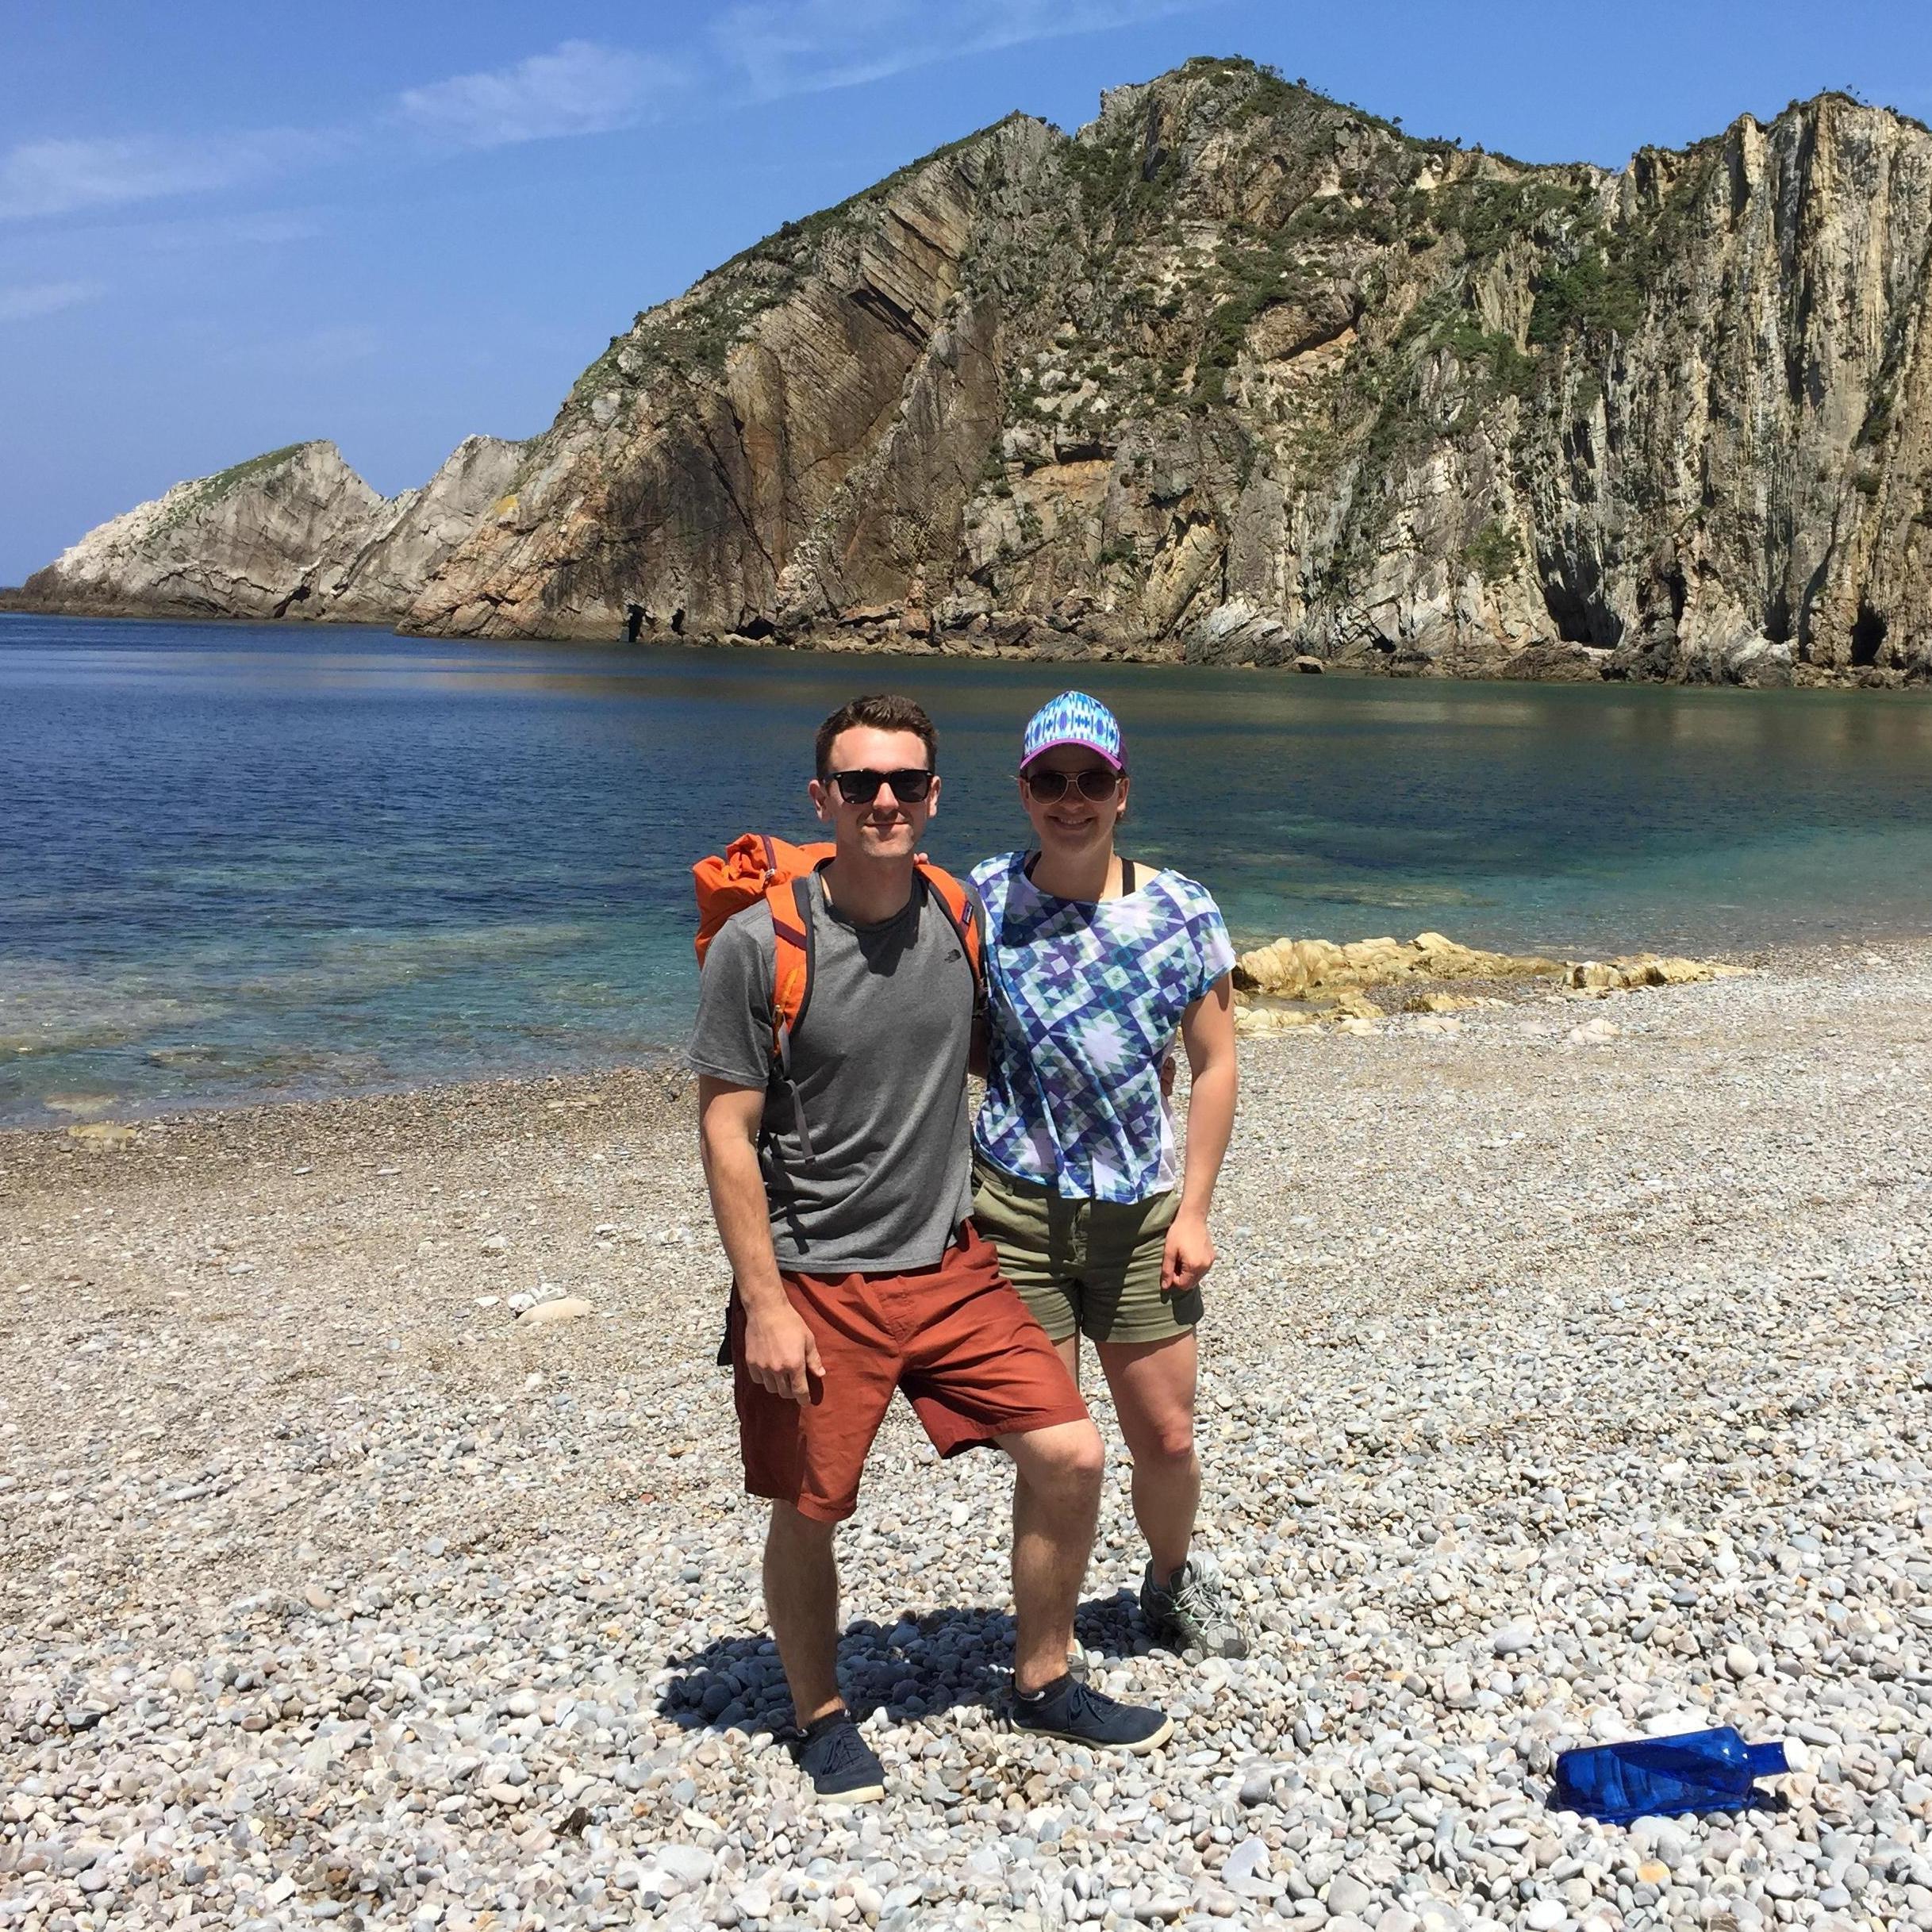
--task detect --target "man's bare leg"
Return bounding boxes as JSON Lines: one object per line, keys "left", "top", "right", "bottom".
{"left": 764, "top": 1502, "right": 843, "bottom": 1723}
{"left": 1001, "top": 1418, "right": 1104, "bottom": 1694}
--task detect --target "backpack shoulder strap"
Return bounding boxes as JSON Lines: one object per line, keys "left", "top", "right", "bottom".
{"left": 762, "top": 870, "right": 817, "bottom": 1060}
{"left": 915, "top": 860, "right": 983, "bottom": 982}
{"left": 766, "top": 859, "right": 978, "bottom": 1073}
{"left": 760, "top": 870, "right": 820, "bottom": 1162}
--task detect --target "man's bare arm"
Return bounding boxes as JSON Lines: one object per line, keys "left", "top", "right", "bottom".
{"left": 697, "top": 1076, "right": 824, "bottom": 1404}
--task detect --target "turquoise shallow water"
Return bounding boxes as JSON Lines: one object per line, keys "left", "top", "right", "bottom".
{"left": 5, "top": 613, "right": 1932, "bottom": 1127}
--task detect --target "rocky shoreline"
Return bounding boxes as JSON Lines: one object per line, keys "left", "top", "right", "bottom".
{"left": 7, "top": 593, "right": 1927, "bottom": 693}
{"left": 4, "top": 942, "right": 1932, "bottom": 1930}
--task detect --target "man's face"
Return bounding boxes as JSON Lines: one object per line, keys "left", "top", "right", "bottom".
{"left": 810, "top": 725, "right": 939, "bottom": 859}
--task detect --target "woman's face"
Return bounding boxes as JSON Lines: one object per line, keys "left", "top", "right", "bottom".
{"left": 1019, "top": 743, "right": 1129, "bottom": 861}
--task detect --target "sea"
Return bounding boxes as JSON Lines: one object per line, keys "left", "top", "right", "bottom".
{"left": 5, "top": 613, "right": 1931, "bottom": 1128}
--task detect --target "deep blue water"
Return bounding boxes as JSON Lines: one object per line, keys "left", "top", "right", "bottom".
{"left": 6, "top": 613, "right": 1932, "bottom": 1127}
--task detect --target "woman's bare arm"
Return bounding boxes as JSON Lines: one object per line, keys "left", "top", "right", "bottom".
{"left": 1161, "top": 973, "right": 1238, "bottom": 1291}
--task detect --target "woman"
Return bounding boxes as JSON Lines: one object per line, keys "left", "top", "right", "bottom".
{"left": 970, "top": 691, "right": 1245, "bottom": 1659}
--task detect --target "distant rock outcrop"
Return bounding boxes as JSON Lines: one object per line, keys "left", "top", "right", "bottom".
{"left": 1235, "top": 931, "right": 1564, "bottom": 997}
{"left": 1231, "top": 929, "right": 1748, "bottom": 1032}
{"left": 327, "top": 436, "right": 527, "bottom": 623}
{"left": 18, "top": 443, "right": 386, "bottom": 620}
{"left": 12, "top": 436, "right": 528, "bottom": 625}
{"left": 11, "top": 60, "right": 1932, "bottom": 683}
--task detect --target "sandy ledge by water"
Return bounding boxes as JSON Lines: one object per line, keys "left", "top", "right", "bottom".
{"left": 2, "top": 943, "right": 1930, "bottom": 1930}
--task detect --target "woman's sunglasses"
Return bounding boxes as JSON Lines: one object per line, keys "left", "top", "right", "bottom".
{"left": 828, "top": 767, "right": 935, "bottom": 805}
{"left": 1022, "top": 766, "right": 1123, "bottom": 802}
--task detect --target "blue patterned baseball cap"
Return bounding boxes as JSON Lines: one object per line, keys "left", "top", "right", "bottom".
{"left": 1021, "top": 690, "right": 1124, "bottom": 771}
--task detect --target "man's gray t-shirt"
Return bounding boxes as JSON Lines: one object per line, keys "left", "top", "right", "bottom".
{"left": 689, "top": 870, "right": 976, "bottom": 1273}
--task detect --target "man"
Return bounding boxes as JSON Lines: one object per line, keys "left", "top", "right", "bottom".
{"left": 691, "top": 693, "right": 1173, "bottom": 1804}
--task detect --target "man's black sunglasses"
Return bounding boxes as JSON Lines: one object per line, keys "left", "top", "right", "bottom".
{"left": 828, "top": 766, "right": 935, "bottom": 805}
{"left": 1022, "top": 766, "right": 1122, "bottom": 802}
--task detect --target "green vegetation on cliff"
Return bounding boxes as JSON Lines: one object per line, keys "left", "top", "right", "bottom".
{"left": 153, "top": 443, "right": 321, "bottom": 535}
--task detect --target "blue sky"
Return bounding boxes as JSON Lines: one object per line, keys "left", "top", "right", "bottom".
{"left": 2, "top": 0, "right": 1925, "bottom": 584}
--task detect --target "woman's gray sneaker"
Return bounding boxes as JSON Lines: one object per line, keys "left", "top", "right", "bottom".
{"left": 1007, "top": 1674, "right": 1173, "bottom": 1753}
{"left": 1139, "top": 1552, "right": 1249, "bottom": 1659}
{"left": 794, "top": 1711, "right": 885, "bottom": 1804}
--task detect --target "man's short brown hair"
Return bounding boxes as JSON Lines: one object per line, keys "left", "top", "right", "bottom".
{"left": 815, "top": 693, "right": 938, "bottom": 780}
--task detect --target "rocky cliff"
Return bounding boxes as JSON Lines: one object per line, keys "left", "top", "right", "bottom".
{"left": 13, "top": 60, "right": 1932, "bottom": 684}
{"left": 15, "top": 435, "right": 526, "bottom": 624}
{"left": 18, "top": 442, "right": 386, "bottom": 620}
{"left": 326, "top": 435, "right": 528, "bottom": 623}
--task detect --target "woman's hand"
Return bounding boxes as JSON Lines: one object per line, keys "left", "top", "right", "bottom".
{"left": 1161, "top": 1206, "right": 1216, "bottom": 1293}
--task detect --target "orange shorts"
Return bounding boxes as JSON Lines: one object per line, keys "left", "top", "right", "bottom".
{"left": 728, "top": 1223, "right": 1089, "bottom": 1523}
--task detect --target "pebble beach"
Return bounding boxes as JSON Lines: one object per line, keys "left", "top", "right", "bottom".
{"left": 3, "top": 944, "right": 1930, "bottom": 1932}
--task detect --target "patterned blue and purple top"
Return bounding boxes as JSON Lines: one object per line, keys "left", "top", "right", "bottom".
{"left": 970, "top": 851, "right": 1235, "bottom": 1204}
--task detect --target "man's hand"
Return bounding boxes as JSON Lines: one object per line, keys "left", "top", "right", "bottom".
{"left": 743, "top": 1300, "right": 825, "bottom": 1404}
{"left": 1161, "top": 1206, "right": 1216, "bottom": 1294}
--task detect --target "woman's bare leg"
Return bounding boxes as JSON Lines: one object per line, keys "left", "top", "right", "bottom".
{"left": 1093, "top": 1330, "right": 1199, "bottom": 1580}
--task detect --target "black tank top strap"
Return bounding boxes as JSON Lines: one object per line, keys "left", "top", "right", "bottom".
{"left": 1021, "top": 852, "right": 1139, "bottom": 897}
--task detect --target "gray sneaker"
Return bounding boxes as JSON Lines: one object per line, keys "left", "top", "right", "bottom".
{"left": 1140, "top": 1552, "right": 1249, "bottom": 1659}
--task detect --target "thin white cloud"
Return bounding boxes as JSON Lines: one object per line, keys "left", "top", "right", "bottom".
{"left": 0, "top": 279, "right": 104, "bottom": 322}
{"left": 395, "top": 40, "right": 686, "bottom": 149}
{"left": 712, "top": 0, "right": 1220, "bottom": 101}
{"left": 0, "top": 35, "right": 679, "bottom": 224}
{"left": 129, "top": 211, "right": 325, "bottom": 252}
{"left": 964, "top": 0, "right": 1221, "bottom": 56}
{"left": 2, "top": 8, "right": 1216, "bottom": 232}
{"left": 0, "top": 130, "right": 325, "bottom": 222}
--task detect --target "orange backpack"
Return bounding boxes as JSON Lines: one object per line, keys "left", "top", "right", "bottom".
{"left": 692, "top": 835, "right": 982, "bottom": 1143}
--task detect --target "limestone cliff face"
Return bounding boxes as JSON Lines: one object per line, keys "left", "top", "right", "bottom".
{"left": 16, "top": 63, "right": 1932, "bottom": 683}
{"left": 327, "top": 436, "right": 527, "bottom": 622}
{"left": 18, "top": 443, "right": 388, "bottom": 620}
{"left": 402, "top": 121, "right": 1036, "bottom": 642}
{"left": 410, "top": 67, "right": 1932, "bottom": 682}
{"left": 14, "top": 435, "right": 528, "bottom": 625}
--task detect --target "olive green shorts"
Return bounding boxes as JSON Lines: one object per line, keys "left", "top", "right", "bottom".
{"left": 970, "top": 1158, "right": 1201, "bottom": 1346}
